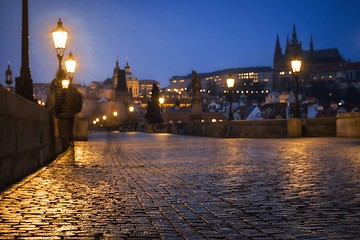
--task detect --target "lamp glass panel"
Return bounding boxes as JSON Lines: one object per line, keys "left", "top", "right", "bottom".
{"left": 227, "top": 78, "right": 235, "bottom": 88}
{"left": 291, "top": 60, "right": 302, "bottom": 73}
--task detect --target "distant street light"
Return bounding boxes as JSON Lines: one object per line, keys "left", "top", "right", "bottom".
{"left": 226, "top": 74, "right": 235, "bottom": 120}
{"left": 5, "top": 62, "right": 13, "bottom": 90}
{"left": 159, "top": 97, "right": 165, "bottom": 123}
{"left": 291, "top": 59, "right": 302, "bottom": 118}
{"left": 129, "top": 106, "right": 135, "bottom": 112}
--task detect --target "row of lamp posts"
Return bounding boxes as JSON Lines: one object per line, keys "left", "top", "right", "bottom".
{"left": 225, "top": 58, "right": 302, "bottom": 120}
{"left": 51, "top": 18, "right": 77, "bottom": 91}
{"left": 50, "top": 18, "right": 78, "bottom": 148}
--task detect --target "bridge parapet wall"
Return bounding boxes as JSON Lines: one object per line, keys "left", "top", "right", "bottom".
{"left": 0, "top": 88, "right": 57, "bottom": 190}
{"left": 336, "top": 112, "right": 360, "bottom": 138}
{"left": 159, "top": 117, "right": 340, "bottom": 138}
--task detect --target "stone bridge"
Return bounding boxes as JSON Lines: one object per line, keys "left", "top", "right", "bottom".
{"left": 1, "top": 132, "right": 360, "bottom": 239}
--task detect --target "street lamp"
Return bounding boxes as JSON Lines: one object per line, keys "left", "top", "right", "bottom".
{"left": 65, "top": 51, "right": 76, "bottom": 82}
{"left": 51, "top": 19, "right": 68, "bottom": 115}
{"left": 61, "top": 79, "right": 70, "bottom": 89}
{"left": 5, "top": 62, "right": 13, "bottom": 90}
{"left": 291, "top": 59, "right": 302, "bottom": 118}
{"left": 226, "top": 74, "right": 235, "bottom": 120}
{"left": 51, "top": 18, "right": 82, "bottom": 149}
{"left": 159, "top": 97, "right": 165, "bottom": 123}
{"left": 51, "top": 19, "right": 68, "bottom": 70}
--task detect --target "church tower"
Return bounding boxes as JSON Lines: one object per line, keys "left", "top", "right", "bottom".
{"left": 124, "top": 58, "right": 140, "bottom": 98}
{"left": 112, "top": 57, "right": 121, "bottom": 90}
{"left": 274, "top": 34, "right": 283, "bottom": 70}
{"left": 273, "top": 25, "right": 303, "bottom": 92}
{"left": 112, "top": 57, "right": 127, "bottom": 92}
{"left": 287, "top": 25, "right": 302, "bottom": 59}
{"left": 310, "top": 34, "right": 314, "bottom": 52}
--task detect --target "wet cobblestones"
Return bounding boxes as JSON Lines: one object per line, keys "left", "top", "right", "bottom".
{"left": 1, "top": 132, "right": 360, "bottom": 239}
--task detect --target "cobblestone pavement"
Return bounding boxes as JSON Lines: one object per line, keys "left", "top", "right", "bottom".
{"left": 1, "top": 132, "right": 360, "bottom": 239}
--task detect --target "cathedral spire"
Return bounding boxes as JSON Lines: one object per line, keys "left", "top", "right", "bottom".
{"left": 116, "top": 56, "right": 120, "bottom": 68}
{"left": 274, "top": 34, "right": 282, "bottom": 62}
{"left": 310, "top": 34, "right": 314, "bottom": 51}
{"left": 291, "top": 24, "right": 298, "bottom": 44}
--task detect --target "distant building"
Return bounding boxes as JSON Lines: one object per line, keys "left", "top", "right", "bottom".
{"left": 138, "top": 79, "right": 160, "bottom": 105}
{"left": 273, "top": 25, "right": 345, "bottom": 92}
{"left": 112, "top": 58, "right": 139, "bottom": 98}
{"left": 169, "top": 66, "right": 273, "bottom": 101}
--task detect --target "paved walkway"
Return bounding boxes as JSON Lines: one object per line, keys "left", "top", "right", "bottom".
{"left": 1, "top": 132, "right": 360, "bottom": 239}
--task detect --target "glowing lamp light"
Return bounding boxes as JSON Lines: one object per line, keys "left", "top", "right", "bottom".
{"left": 51, "top": 19, "right": 68, "bottom": 55}
{"left": 102, "top": 115, "right": 107, "bottom": 120}
{"left": 291, "top": 59, "right": 302, "bottom": 73}
{"left": 159, "top": 97, "right": 165, "bottom": 105}
{"left": 65, "top": 51, "right": 77, "bottom": 76}
{"left": 113, "top": 111, "right": 118, "bottom": 117}
{"left": 61, "top": 79, "right": 70, "bottom": 89}
{"left": 226, "top": 74, "right": 235, "bottom": 89}
{"left": 129, "top": 106, "right": 135, "bottom": 112}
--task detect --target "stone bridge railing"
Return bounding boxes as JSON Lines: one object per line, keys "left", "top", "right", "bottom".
{"left": 0, "top": 88, "right": 61, "bottom": 190}
{"left": 154, "top": 114, "right": 359, "bottom": 138}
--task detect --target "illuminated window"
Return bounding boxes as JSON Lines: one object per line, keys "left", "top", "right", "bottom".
{"left": 172, "top": 80, "right": 177, "bottom": 83}
{"left": 179, "top": 79, "right": 184, "bottom": 82}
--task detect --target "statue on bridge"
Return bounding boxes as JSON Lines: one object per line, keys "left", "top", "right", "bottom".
{"left": 191, "top": 70, "right": 202, "bottom": 120}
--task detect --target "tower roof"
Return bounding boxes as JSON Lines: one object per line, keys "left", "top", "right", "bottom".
{"left": 291, "top": 25, "right": 298, "bottom": 44}
{"left": 114, "top": 56, "right": 121, "bottom": 73}
{"left": 310, "top": 34, "right": 314, "bottom": 51}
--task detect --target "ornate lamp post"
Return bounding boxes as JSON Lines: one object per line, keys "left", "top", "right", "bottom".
{"left": 291, "top": 59, "right": 302, "bottom": 118}
{"left": 15, "top": 0, "right": 33, "bottom": 101}
{"left": 52, "top": 19, "right": 68, "bottom": 72}
{"left": 5, "top": 63, "right": 13, "bottom": 90}
{"left": 226, "top": 74, "right": 235, "bottom": 120}
{"left": 51, "top": 19, "right": 68, "bottom": 116}
{"left": 50, "top": 19, "right": 82, "bottom": 148}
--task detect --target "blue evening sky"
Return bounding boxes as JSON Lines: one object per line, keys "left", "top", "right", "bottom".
{"left": 0, "top": 0, "right": 360, "bottom": 88}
